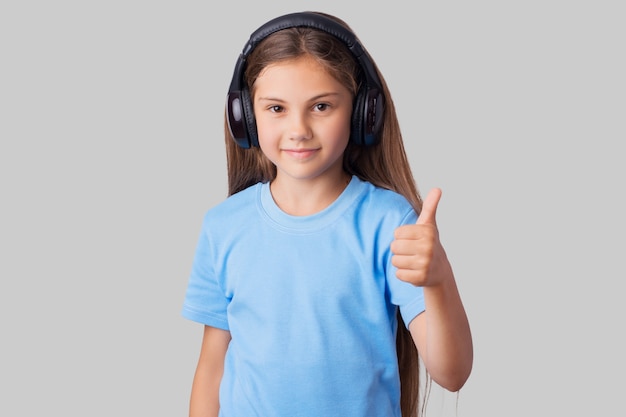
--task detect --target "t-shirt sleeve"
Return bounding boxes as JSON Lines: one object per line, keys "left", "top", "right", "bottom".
{"left": 181, "top": 221, "right": 230, "bottom": 330}
{"left": 386, "top": 208, "right": 426, "bottom": 328}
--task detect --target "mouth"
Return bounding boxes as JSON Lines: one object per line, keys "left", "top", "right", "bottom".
{"left": 282, "top": 148, "right": 320, "bottom": 160}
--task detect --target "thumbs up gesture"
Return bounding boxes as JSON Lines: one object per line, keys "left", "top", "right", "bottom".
{"left": 391, "top": 188, "right": 450, "bottom": 287}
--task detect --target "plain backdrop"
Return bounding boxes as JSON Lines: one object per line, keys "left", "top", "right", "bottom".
{"left": 1, "top": 1, "right": 624, "bottom": 416}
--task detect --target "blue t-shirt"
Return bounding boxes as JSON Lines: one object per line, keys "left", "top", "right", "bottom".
{"left": 182, "top": 176, "right": 425, "bottom": 417}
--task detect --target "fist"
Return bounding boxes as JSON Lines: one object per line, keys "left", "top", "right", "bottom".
{"left": 390, "top": 188, "right": 446, "bottom": 287}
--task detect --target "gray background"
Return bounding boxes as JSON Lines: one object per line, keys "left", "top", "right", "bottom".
{"left": 1, "top": 0, "right": 624, "bottom": 416}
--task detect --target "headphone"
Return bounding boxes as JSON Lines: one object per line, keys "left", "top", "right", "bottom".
{"left": 226, "top": 12, "right": 385, "bottom": 149}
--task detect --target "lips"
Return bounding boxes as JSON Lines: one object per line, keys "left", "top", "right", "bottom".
{"left": 282, "top": 148, "right": 320, "bottom": 160}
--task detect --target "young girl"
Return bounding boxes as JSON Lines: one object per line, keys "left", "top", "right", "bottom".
{"left": 182, "top": 11, "right": 473, "bottom": 417}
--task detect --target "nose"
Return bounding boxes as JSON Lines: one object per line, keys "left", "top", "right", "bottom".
{"left": 288, "top": 111, "right": 312, "bottom": 141}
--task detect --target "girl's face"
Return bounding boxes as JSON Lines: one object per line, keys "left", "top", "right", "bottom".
{"left": 252, "top": 55, "right": 353, "bottom": 185}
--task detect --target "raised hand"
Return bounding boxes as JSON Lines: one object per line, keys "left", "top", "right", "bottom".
{"left": 390, "top": 188, "right": 449, "bottom": 287}
{"left": 392, "top": 189, "right": 473, "bottom": 391}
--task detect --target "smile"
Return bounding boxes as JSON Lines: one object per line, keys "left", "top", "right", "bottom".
{"left": 282, "top": 148, "right": 320, "bottom": 160}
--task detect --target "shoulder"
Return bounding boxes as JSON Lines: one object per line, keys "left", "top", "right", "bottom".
{"left": 351, "top": 177, "right": 417, "bottom": 225}
{"left": 201, "top": 182, "right": 263, "bottom": 229}
{"left": 367, "top": 182, "right": 411, "bottom": 206}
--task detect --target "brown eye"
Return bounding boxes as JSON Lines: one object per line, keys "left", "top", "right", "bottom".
{"left": 314, "top": 103, "right": 329, "bottom": 112}
{"left": 269, "top": 105, "right": 284, "bottom": 113}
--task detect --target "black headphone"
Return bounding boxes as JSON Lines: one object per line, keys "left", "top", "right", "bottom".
{"left": 226, "top": 12, "right": 385, "bottom": 149}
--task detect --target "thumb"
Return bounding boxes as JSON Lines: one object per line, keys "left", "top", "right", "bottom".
{"left": 416, "top": 188, "right": 442, "bottom": 225}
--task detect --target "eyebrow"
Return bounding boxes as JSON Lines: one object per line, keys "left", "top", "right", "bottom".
{"left": 256, "top": 92, "right": 342, "bottom": 102}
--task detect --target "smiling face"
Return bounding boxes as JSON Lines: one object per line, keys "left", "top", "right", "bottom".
{"left": 252, "top": 55, "right": 353, "bottom": 187}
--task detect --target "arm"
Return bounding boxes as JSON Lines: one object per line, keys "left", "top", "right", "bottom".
{"left": 391, "top": 188, "right": 473, "bottom": 392}
{"left": 408, "top": 267, "right": 473, "bottom": 392}
{"left": 189, "top": 325, "right": 231, "bottom": 417}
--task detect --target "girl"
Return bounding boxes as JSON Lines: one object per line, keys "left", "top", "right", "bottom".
{"left": 182, "top": 11, "right": 473, "bottom": 417}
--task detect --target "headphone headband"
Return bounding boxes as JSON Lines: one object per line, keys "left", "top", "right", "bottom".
{"left": 246, "top": 13, "right": 362, "bottom": 57}
{"left": 226, "top": 12, "right": 385, "bottom": 148}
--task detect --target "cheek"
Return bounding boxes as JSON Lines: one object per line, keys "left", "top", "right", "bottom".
{"left": 255, "top": 122, "right": 281, "bottom": 161}
{"left": 326, "top": 114, "right": 352, "bottom": 145}
{"left": 252, "top": 100, "right": 270, "bottom": 136}
{"left": 255, "top": 117, "right": 277, "bottom": 145}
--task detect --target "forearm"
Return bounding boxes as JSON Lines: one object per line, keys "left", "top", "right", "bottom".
{"left": 189, "top": 326, "right": 230, "bottom": 417}
{"left": 189, "top": 366, "right": 221, "bottom": 417}
{"left": 410, "top": 261, "right": 473, "bottom": 392}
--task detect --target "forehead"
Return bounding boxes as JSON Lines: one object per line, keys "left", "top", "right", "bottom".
{"left": 258, "top": 55, "right": 328, "bottom": 78}
{"left": 253, "top": 55, "right": 347, "bottom": 94}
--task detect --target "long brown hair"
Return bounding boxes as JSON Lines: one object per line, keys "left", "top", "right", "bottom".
{"left": 224, "top": 12, "right": 425, "bottom": 417}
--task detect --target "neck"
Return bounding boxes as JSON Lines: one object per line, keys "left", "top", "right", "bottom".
{"left": 270, "top": 172, "right": 351, "bottom": 216}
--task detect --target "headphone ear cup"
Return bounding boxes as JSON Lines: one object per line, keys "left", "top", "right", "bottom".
{"left": 361, "top": 88, "right": 384, "bottom": 147}
{"left": 226, "top": 90, "right": 251, "bottom": 148}
{"left": 351, "top": 87, "right": 383, "bottom": 146}
{"left": 350, "top": 88, "right": 366, "bottom": 146}
{"left": 241, "top": 87, "right": 259, "bottom": 148}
